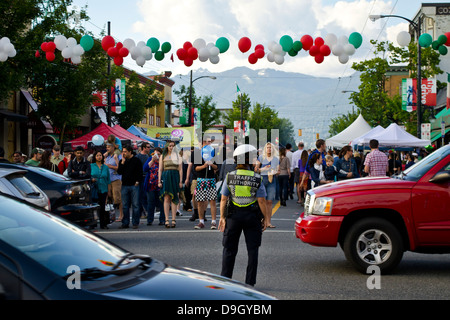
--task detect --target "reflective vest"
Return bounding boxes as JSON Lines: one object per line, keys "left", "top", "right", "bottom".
{"left": 226, "top": 169, "right": 262, "bottom": 208}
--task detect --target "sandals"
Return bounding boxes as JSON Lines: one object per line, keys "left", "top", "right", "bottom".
{"left": 171, "top": 220, "right": 176, "bottom": 228}
{"left": 165, "top": 220, "right": 170, "bottom": 228}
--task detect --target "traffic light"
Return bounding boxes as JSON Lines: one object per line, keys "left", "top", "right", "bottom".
{"left": 316, "top": 133, "right": 320, "bottom": 140}
{"left": 298, "top": 129, "right": 302, "bottom": 136}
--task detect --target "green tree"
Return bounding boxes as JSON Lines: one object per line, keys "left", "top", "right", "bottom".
{"left": 112, "top": 69, "right": 163, "bottom": 129}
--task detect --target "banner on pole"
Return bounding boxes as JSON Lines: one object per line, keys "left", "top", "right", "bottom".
{"left": 402, "top": 78, "right": 436, "bottom": 112}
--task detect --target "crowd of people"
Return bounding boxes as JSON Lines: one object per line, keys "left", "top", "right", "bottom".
{"left": 0, "top": 135, "right": 427, "bottom": 230}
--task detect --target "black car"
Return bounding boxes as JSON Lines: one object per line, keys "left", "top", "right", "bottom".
{"left": 0, "top": 194, "right": 276, "bottom": 300}
{"left": 0, "top": 163, "right": 98, "bottom": 228}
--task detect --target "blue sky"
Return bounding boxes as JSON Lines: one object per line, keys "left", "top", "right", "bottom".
{"left": 70, "top": 0, "right": 450, "bottom": 78}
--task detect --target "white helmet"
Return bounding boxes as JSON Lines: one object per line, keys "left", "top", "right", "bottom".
{"left": 233, "top": 144, "right": 257, "bottom": 157}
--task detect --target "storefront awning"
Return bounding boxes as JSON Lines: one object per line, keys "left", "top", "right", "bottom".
{"left": 0, "top": 109, "right": 28, "bottom": 122}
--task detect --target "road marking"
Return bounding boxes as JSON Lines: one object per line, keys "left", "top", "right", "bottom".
{"left": 272, "top": 201, "right": 280, "bottom": 216}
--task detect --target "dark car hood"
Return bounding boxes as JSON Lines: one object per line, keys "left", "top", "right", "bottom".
{"left": 311, "top": 176, "right": 416, "bottom": 197}
{"left": 101, "top": 262, "right": 275, "bottom": 300}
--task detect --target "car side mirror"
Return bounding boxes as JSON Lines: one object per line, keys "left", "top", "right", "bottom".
{"left": 429, "top": 172, "right": 450, "bottom": 184}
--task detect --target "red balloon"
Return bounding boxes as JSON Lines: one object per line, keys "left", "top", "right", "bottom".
{"left": 35, "top": 50, "right": 40, "bottom": 58}
{"left": 47, "top": 41, "right": 56, "bottom": 52}
{"left": 248, "top": 53, "right": 257, "bottom": 64}
{"left": 255, "top": 44, "right": 264, "bottom": 51}
{"left": 107, "top": 47, "right": 119, "bottom": 58}
{"left": 445, "top": 32, "right": 450, "bottom": 46}
{"left": 301, "top": 35, "right": 313, "bottom": 51}
{"left": 116, "top": 42, "right": 123, "bottom": 50}
{"left": 320, "top": 44, "right": 331, "bottom": 56}
{"left": 314, "top": 54, "right": 324, "bottom": 64}
{"left": 309, "top": 45, "right": 320, "bottom": 56}
{"left": 119, "top": 47, "right": 129, "bottom": 57}
{"left": 187, "top": 47, "right": 198, "bottom": 60}
{"left": 114, "top": 56, "right": 124, "bottom": 66}
{"left": 46, "top": 51, "right": 55, "bottom": 62}
{"left": 177, "top": 48, "right": 187, "bottom": 60}
{"left": 314, "top": 37, "right": 324, "bottom": 47}
{"left": 255, "top": 48, "right": 265, "bottom": 59}
{"left": 184, "top": 57, "right": 193, "bottom": 67}
{"left": 101, "top": 36, "right": 115, "bottom": 51}
{"left": 238, "top": 37, "right": 252, "bottom": 53}
{"left": 41, "top": 42, "right": 49, "bottom": 52}
{"left": 183, "top": 41, "right": 193, "bottom": 50}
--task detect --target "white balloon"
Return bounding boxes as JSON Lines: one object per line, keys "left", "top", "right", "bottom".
{"left": 71, "top": 55, "right": 82, "bottom": 64}
{"left": 137, "top": 41, "right": 146, "bottom": 48}
{"left": 268, "top": 41, "right": 277, "bottom": 53}
{"left": 344, "top": 43, "right": 355, "bottom": 56}
{"left": 54, "top": 35, "right": 67, "bottom": 51}
{"left": 209, "top": 55, "right": 220, "bottom": 64}
{"left": 273, "top": 43, "right": 284, "bottom": 54}
{"left": 61, "top": 47, "right": 73, "bottom": 59}
{"left": 338, "top": 35, "right": 348, "bottom": 45}
{"left": 338, "top": 53, "right": 349, "bottom": 64}
{"left": 0, "top": 52, "right": 8, "bottom": 62}
{"left": 130, "top": 46, "right": 142, "bottom": 60}
{"left": 123, "top": 38, "right": 136, "bottom": 50}
{"left": 274, "top": 54, "right": 284, "bottom": 65}
{"left": 198, "top": 48, "right": 210, "bottom": 61}
{"left": 193, "top": 38, "right": 206, "bottom": 49}
{"left": 141, "top": 46, "right": 153, "bottom": 60}
{"left": 3, "top": 43, "right": 14, "bottom": 55}
{"left": 8, "top": 48, "right": 16, "bottom": 58}
{"left": 206, "top": 42, "right": 216, "bottom": 50}
{"left": 92, "top": 134, "right": 104, "bottom": 146}
{"left": 67, "top": 37, "right": 77, "bottom": 48}
{"left": 72, "top": 44, "right": 85, "bottom": 56}
{"left": 324, "top": 33, "right": 337, "bottom": 46}
{"left": 136, "top": 56, "right": 145, "bottom": 66}
{"left": 267, "top": 52, "right": 275, "bottom": 63}
{"left": 397, "top": 31, "right": 411, "bottom": 47}
{"left": 209, "top": 46, "right": 220, "bottom": 57}
{"left": 332, "top": 44, "right": 344, "bottom": 56}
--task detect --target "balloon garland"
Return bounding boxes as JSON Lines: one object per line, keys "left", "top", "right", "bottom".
{"left": 3, "top": 30, "right": 450, "bottom": 67}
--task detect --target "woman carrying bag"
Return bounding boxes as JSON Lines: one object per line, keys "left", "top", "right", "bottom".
{"left": 91, "top": 151, "right": 111, "bottom": 229}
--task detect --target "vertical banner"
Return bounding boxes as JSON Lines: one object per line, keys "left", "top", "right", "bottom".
{"left": 402, "top": 78, "right": 414, "bottom": 112}
{"left": 113, "top": 78, "right": 126, "bottom": 114}
{"left": 402, "top": 78, "right": 436, "bottom": 112}
{"left": 234, "top": 120, "right": 249, "bottom": 136}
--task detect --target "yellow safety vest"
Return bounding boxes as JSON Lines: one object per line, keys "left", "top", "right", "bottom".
{"left": 226, "top": 169, "right": 262, "bottom": 208}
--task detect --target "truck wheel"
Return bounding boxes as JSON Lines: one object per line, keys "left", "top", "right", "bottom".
{"left": 343, "top": 218, "right": 404, "bottom": 274}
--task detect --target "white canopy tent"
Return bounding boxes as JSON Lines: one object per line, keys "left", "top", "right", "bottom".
{"left": 326, "top": 114, "right": 372, "bottom": 147}
{"left": 364, "top": 123, "right": 431, "bottom": 148}
{"left": 351, "top": 125, "right": 385, "bottom": 147}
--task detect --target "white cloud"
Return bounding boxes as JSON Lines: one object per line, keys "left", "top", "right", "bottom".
{"left": 128, "top": 0, "right": 403, "bottom": 77}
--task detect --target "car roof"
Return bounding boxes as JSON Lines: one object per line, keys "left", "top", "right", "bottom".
{"left": 0, "top": 168, "right": 27, "bottom": 178}
{"left": 0, "top": 163, "right": 71, "bottom": 181}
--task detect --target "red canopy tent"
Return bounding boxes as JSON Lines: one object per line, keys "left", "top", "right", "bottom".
{"left": 67, "top": 123, "right": 144, "bottom": 149}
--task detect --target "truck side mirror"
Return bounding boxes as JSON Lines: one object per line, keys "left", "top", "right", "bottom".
{"left": 429, "top": 172, "right": 450, "bottom": 184}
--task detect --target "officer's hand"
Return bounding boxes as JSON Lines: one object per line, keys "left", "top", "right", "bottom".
{"left": 261, "top": 218, "right": 268, "bottom": 232}
{"left": 218, "top": 218, "right": 226, "bottom": 232}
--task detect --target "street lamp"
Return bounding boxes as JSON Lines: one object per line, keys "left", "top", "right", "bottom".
{"left": 369, "top": 14, "right": 423, "bottom": 138}
{"left": 188, "top": 70, "right": 217, "bottom": 126}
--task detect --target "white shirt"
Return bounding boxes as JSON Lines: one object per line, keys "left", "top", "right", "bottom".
{"left": 286, "top": 150, "right": 293, "bottom": 172}
{"left": 291, "top": 148, "right": 304, "bottom": 170}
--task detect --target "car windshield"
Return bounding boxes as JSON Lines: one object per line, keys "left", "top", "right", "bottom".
{"left": 7, "top": 174, "right": 42, "bottom": 197}
{"left": 400, "top": 146, "right": 450, "bottom": 181}
{"left": 0, "top": 196, "right": 127, "bottom": 277}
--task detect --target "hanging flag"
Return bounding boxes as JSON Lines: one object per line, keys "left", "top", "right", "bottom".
{"left": 235, "top": 82, "right": 242, "bottom": 96}
{"left": 447, "top": 73, "right": 450, "bottom": 109}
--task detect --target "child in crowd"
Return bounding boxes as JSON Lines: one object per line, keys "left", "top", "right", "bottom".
{"left": 324, "top": 155, "right": 338, "bottom": 182}
{"left": 107, "top": 134, "right": 122, "bottom": 156}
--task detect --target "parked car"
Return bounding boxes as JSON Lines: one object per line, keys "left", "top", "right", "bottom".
{"left": 295, "top": 145, "right": 450, "bottom": 274}
{"left": 0, "top": 163, "right": 98, "bottom": 228}
{"left": 0, "top": 168, "right": 50, "bottom": 211}
{"left": 0, "top": 194, "right": 276, "bottom": 300}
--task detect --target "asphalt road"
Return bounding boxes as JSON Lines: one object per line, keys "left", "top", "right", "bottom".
{"left": 96, "top": 200, "right": 450, "bottom": 300}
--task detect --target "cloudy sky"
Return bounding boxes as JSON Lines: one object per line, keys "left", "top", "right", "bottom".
{"left": 71, "top": 0, "right": 449, "bottom": 78}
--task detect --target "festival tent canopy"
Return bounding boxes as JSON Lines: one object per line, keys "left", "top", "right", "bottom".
{"left": 363, "top": 123, "right": 431, "bottom": 148}
{"left": 351, "top": 125, "right": 385, "bottom": 147}
{"left": 127, "top": 125, "right": 165, "bottom": 148}
{"left": 67, "top": 123, "right": 145, "bottom": 149}
{"left": 326, "top": 114, "right": 372, "bottom": 147}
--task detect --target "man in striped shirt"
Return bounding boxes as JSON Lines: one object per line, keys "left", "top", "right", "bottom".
{"left": 364, "top": 139, "right": 388, "bottom": 177}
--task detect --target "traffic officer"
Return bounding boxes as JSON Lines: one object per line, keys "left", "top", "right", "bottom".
{"left": 218, "top": 144, "right": 268, "bottom": 286}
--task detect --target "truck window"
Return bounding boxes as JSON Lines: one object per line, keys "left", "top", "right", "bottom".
{"left": 402, "top": 147, "right": 450, "bottom": 181}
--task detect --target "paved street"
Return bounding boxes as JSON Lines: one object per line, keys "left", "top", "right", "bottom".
{"left": 96, "top": 200, "right": 450, "bottom": 300}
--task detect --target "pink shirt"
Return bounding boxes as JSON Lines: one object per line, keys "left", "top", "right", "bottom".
{"left": 364, "top": 149, "right": 388, "bottom": 177}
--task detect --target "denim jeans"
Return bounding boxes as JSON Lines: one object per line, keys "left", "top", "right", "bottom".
{"left": 146, "top": 189, "right": 165, "bottom": 224}
{"left": 278, "top": 175, "right": 289, "bottom": 201}
{"left": 121, "top": 185, "right": 140, "bottom": 227}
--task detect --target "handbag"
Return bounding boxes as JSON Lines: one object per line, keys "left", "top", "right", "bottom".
{"left": 91, "top": 182, "right": 99, "bottom": 202}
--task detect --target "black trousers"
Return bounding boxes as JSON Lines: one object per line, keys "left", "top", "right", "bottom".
{"left": 221, "top": 211, "right": 262, "bottom": 286}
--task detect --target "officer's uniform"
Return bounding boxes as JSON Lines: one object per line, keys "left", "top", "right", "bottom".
{"left": 220, "top": 169, "right": 266, "bottom": 286}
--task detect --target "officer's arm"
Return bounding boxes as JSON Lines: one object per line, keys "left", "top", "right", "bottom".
{"left": 218, "top": 195, "right": 228, "bottom": 232}
{"left": 258, "top": 197, "right": 268, "bottom": 231}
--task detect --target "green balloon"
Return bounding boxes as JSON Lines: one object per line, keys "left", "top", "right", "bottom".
{"left": 155, "top": 51, "right": 164, "bottom": 61}
{"left": 432, "top": 40, "right": 440, "bottom": 50}
{"left": 280, "top": 35, "right": 293, "bottom": 52}
{"left": 349, "top": 32, "right": 363, "bottom": 49}
{"left": 439, "top": 45, "right": 448, "bottom": 55}
{"left": 292, "top": 40, "right": 303, "bottom": 52}
{"left": 80, "top": 35, "right": 94, "bottom": 51}
{"left": 419, "top": 33, "right": 432, "bottom": 47}
{"left": 161, "top": 42, "right": 171, "bottom": 53}
{"left": 215, "top": 37, "right": 230, "bottom": 53}
{"left": 147, "top": 37, "right": 160, "bottom": 52}
{"left": 288, "top": 49, "right": 298, "bottom": 57}
{"left": 438, "top": 34, "right": 448, "bottom": 45}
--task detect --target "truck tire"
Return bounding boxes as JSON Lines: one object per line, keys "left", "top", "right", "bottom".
{"left": 343, "top": 217, "right": 404, "bottom": 274}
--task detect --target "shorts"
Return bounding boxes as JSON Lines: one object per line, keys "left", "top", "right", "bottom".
{"left": 262, "top": 176, "right": 276, "bottom": 201}
{"left": 108, "top": 179, "right": 122, "bottom": 204}
{"left": 195, "top": 178, "right": 216, "bottom": 201}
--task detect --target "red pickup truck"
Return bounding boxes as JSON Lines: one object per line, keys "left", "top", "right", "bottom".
{"left": 295, "top": 145, "right": 450, "bottom": 274}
